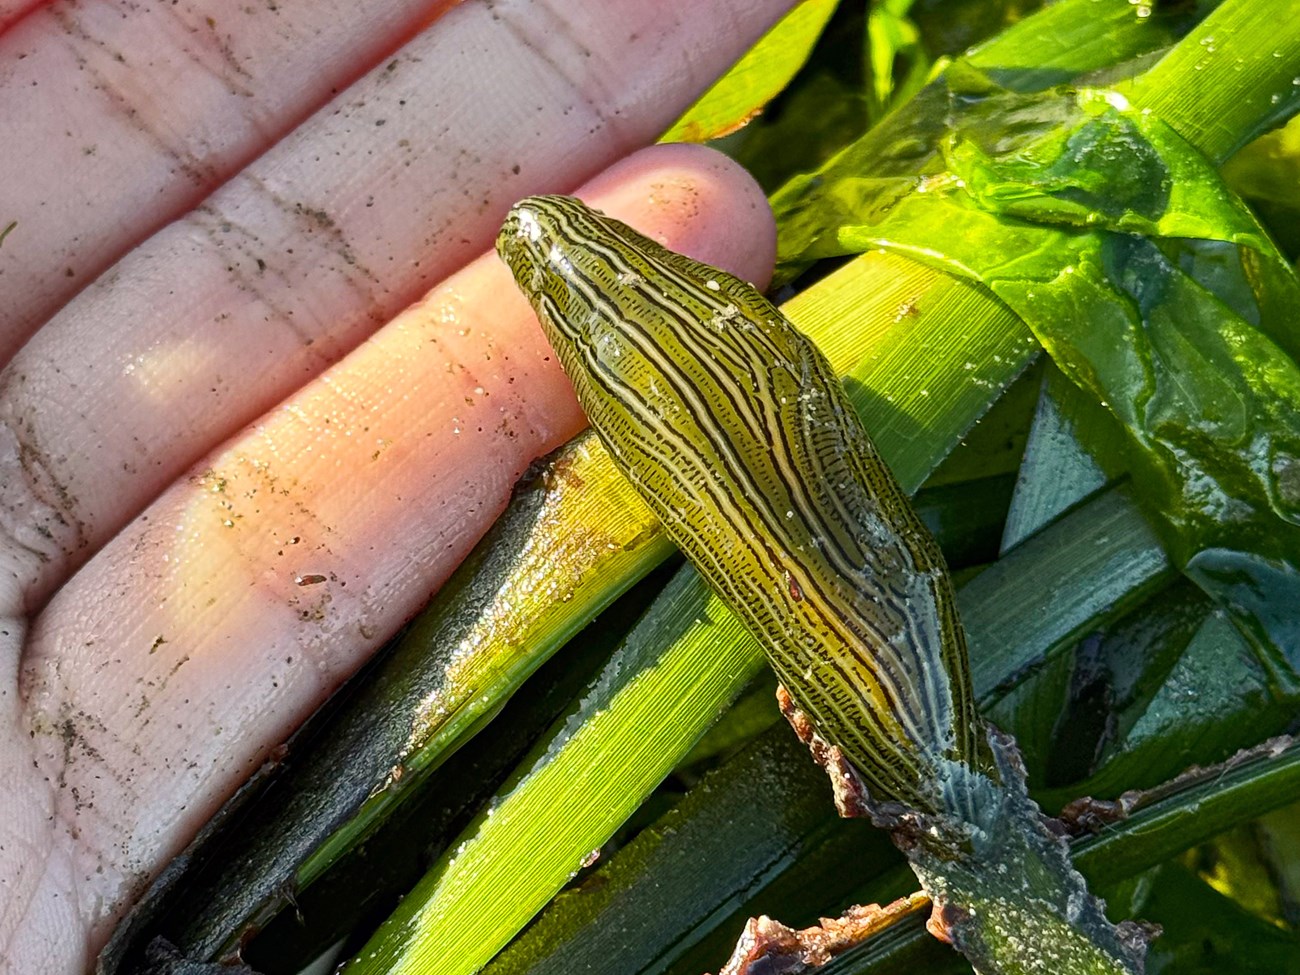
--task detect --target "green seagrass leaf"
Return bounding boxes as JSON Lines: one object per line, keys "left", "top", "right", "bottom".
{"left": 660, "top": 0, "right": 840, "bottom": 144}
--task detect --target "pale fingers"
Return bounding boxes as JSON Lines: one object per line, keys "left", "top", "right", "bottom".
{"left": 0, "top": 0, "right": 796, "bottom": 610}
{"left": 18, "top": 143, "right": 776, "bottom": 953}
{"left": 0, "top": 0, "right": 457, "bottom": 355}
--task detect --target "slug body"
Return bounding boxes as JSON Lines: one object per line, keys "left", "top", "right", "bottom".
{"left": 497, "top": 197, "right": 1151, "bottom": 975}
{"left": 497, "top": 196, "right": 979, "bottom": 814}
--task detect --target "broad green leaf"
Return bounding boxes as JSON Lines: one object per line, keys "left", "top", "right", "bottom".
{"left": 962, "top": 485, "right": 1172, "bottom": 702}
{"left": 1125, "top": 0, "right": 1300, "bottom": 164}
{"left": 722, "top": 0, "right": 1092, "bottom": 196}
{"left": 660, "top": 0, "right": 840, "bottom": 143}
{"left": 770, "top": 0, "right": 1203, "bottom": 287}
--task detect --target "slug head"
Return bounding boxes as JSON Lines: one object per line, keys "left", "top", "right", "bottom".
{"left": 496, "top": 195, "right": 630, "bottom": 351}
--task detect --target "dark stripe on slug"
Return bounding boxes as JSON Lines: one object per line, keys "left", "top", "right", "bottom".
{"left": 497, "top": 196, "right": 981, "bottom": 812}
{"left": 549, "top": 275, "right": 929, "bottom": 795}
{"left": 553, "top": 246, "right": 947, "bottom": 756}
{"left": 545, "top": 255, "right": 933, "bottom": 755}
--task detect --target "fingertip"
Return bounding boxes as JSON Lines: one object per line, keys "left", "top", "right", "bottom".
{"left": 572, "top": 142, "right": 777, "bottom": 291}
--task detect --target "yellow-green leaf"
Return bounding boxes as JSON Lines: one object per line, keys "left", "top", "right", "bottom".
{"left": 660, "top": 0, "right": 839, "bottom": 143}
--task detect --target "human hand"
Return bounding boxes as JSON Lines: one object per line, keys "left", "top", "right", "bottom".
{"left": 0, "top": 1, "right": 786, "bottom": 969}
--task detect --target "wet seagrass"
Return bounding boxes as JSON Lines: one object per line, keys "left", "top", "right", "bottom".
{"left": 496, "top": 195, "right": 982, "bottom": 816}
